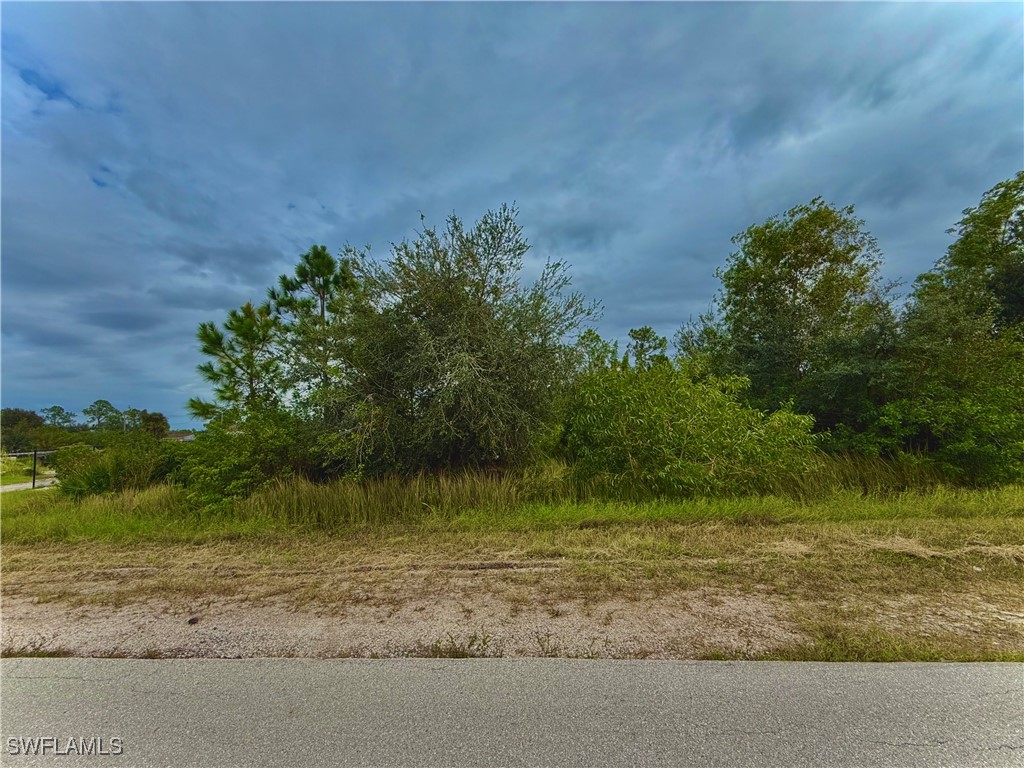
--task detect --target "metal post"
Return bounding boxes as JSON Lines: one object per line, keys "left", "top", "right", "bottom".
{"left": 32, "top": 449, "right": 38, "bottom": 489}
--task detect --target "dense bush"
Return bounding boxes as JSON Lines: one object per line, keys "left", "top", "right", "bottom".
{"left": 331, "top": 206, "right": 593, "bottom": 474}
{"left": 874, "top": 393, "right": 1024, "bottom": 487}
{"left": 175, "top": 408, "right": 315, "bottom": 508}
{"left": 53, "top": 433, "right": 182, "bottom": 499}
{"left": 565, "top": 361, "right": 816, "bottom": 498}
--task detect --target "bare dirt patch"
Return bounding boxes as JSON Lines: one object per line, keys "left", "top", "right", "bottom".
{"left": 865, "top": 590, "right": 1024, "bottom": 646}
{"left": 1, "top": 580, "right": 800, "bottom": 659}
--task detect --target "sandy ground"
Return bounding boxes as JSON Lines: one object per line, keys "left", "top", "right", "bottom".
{"left": 3, "top": 543, "right": 1021, "bottom": 659}
{"left": 1, "top": 568, "right": 804, "bottom": 659}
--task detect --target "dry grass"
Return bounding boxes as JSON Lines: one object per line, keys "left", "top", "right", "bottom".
{"left": 3, "top": 502, "right": 1022, "bottom": 659}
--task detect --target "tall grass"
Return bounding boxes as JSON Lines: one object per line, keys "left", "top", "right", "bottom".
{"left": 3, "top": 455, "right": 1016, "bottom": 543}
{"left": 236, "top": 477, "right": 1022, "bottom": 533}
{"left": 235, "top": 462, "right": 574, "bottom": 530}
{"left": 1, "top": 485, "right": 281, "bottom": 542}
{"left": 777, "top": 453, "right": 944, "bottom": 499}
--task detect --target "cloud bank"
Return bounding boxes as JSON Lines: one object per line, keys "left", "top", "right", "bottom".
{"left": 2, "top": 3, "right": 1021, "bottom": 426}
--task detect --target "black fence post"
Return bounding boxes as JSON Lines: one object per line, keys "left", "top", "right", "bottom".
{"left": 32, "top": 449, "right": 38, "bottom": 489}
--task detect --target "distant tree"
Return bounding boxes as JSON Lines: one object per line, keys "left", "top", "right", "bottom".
{"left": 121, "top": 408, "right": 143, "bottom": 431}
{"left": 0, "top": 408, "right": 44, "bottom": 452}
{"left": 110, "top": 408, "right": 168, "bottom": 437}
{"left": 139, "top": 411, "right": 171, "bottom": 439}
{"left": 82, "top": 400, "right": 122, "bottom": 430}
{"left": 188, "top": 302, "right": 283, "bottom": 420}
{"left": 576, "top": 329, "right": 619, "bottom": 373}
{"left": 625, "top": 326, "right": 670, "bottom": 371}
{"left": 1, "top": 408, "right": 44, "bottom": 430}
{"left": 41, "top": 405, "right": 78, "bottom": 429}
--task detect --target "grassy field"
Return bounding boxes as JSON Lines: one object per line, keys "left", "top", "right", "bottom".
{"left": 2, "top": 479, "right": 1022, "bottom": 660}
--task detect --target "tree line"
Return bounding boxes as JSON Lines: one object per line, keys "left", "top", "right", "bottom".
{"left": 175, "top": 171, "right": 1021, "bottom": 501}
{"left": 22, "top": 172, "right": 1022, "bottom": 504}
{"left": 1, "top": 400, "right": 172, "bottom": 453}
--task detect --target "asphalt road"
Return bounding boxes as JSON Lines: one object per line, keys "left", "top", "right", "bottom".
{"left": 0, "top": 478, "right": 57, "bottom": 493}
{"left": 1, "top": 659, "right": 1021, "bottom": 768}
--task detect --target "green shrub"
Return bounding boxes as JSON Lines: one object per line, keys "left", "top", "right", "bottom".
{"left": 52, "top": 445, "right": 106, "bottom": 497}
{"left": 176, "top": 409, "right": 315, "bottom": 508}
{"left": 873, "top": 392, "right": 1024, "bottom": 486}
{"left": 52, "top": 433, "right": 181, "bottom": 499}
{"left": 565, "top": 362, "right": 816, "bottom": 498}
{"left": 1, "top": 451, "right": 24, "bottom": 476}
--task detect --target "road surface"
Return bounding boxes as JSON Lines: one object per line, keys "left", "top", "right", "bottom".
{"left": 1, "top": 659, "right": 1021, "bottom": 767}
{"left": 0, "top": 478, "right": 57, "bottom": 493}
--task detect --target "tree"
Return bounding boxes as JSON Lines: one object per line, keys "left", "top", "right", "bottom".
{"left": 41, "top": 405, "right": 78, "bottom": 429}
{"left": 188, "top": 302, "right": 283, "bottom": 420}
{"left": 880, "top": 273, "right": 1024, "bottom": 484}
{"left": 700, "top": 198, "right": 897, "bottom": 437}
{"left": 576, "top": 329, "right": 619, "bottom": 373}
{"left": 122, "top": 408, "right": 144, "bottom": 431}
{"left": 1, "top": 408, "right": 44, "bottom": 430}
{"left": 140, "top": 411, "right": 170, "bottom": 438}
{"left": 268, "top": 243, "right": 363, "bottom": 415}
{"left": 625, "top": 326, "right": 669, "bottom": 371}
{"left": 0, "top": 408, "right": 44, "bottom": 452}
{"left": 941, "top": 170, "right": 1024, "bottom": 329}
{"left": 876, "top": 172, "right": 1024, "bottom": 483}
{"left": 82, "top": 400, "right": 122, "bottom": 430}
{"left": 339, "top": 205, "right": 595, "bottom": 472}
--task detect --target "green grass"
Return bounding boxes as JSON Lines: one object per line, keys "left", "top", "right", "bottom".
{"left": 0, "top": 452, "right": 973, "bottom": 542}
{"left": 441, "top": 487, "right": 1024, "bottom": 531}
{"left": 1, "top": 457, "right": 36, "bottom": 486}
{"left": 2, "top": 476, "right": 1022, "bottom": 544}
{"left": 1, "top": 484, "right": 282, "bottom": 543}
{"left": 1, "top": 454, "right": 57, "bottom": 486}
{"left": 1, "top": 489, "right": 37, "bottom": 509}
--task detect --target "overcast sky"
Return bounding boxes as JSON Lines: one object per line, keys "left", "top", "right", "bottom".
{"left": 2, "top": 2, "right": 1021, "bottom": 428}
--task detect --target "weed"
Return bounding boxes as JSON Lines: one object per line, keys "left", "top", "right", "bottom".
{"left": 535, "top": 632, "right": 561, "bottom": 657}
{"left": 2, "top": 637, "right": 73, "bottom": 658}
{"left": 709, "top": 621, "right": 1024, "bottom": 663}
{"left": 427, "top": 632, "right": 496, "bottom": 658}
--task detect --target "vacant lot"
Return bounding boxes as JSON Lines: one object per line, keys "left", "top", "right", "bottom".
{"left": 2, "top": 486, "right": 1022, "bottom": 660}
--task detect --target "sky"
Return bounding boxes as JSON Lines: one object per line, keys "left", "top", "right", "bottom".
{"left": 2, "top": 2, "right": 1022, "bottom": 429}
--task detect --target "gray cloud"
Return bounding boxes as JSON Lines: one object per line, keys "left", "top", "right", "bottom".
{"left": 2, "top": 3, "right": 1021, "bottom": 426}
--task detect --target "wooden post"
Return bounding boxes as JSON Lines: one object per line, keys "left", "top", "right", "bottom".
{"left": 32, "top": 449, "right": 38, "bottom": 489}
